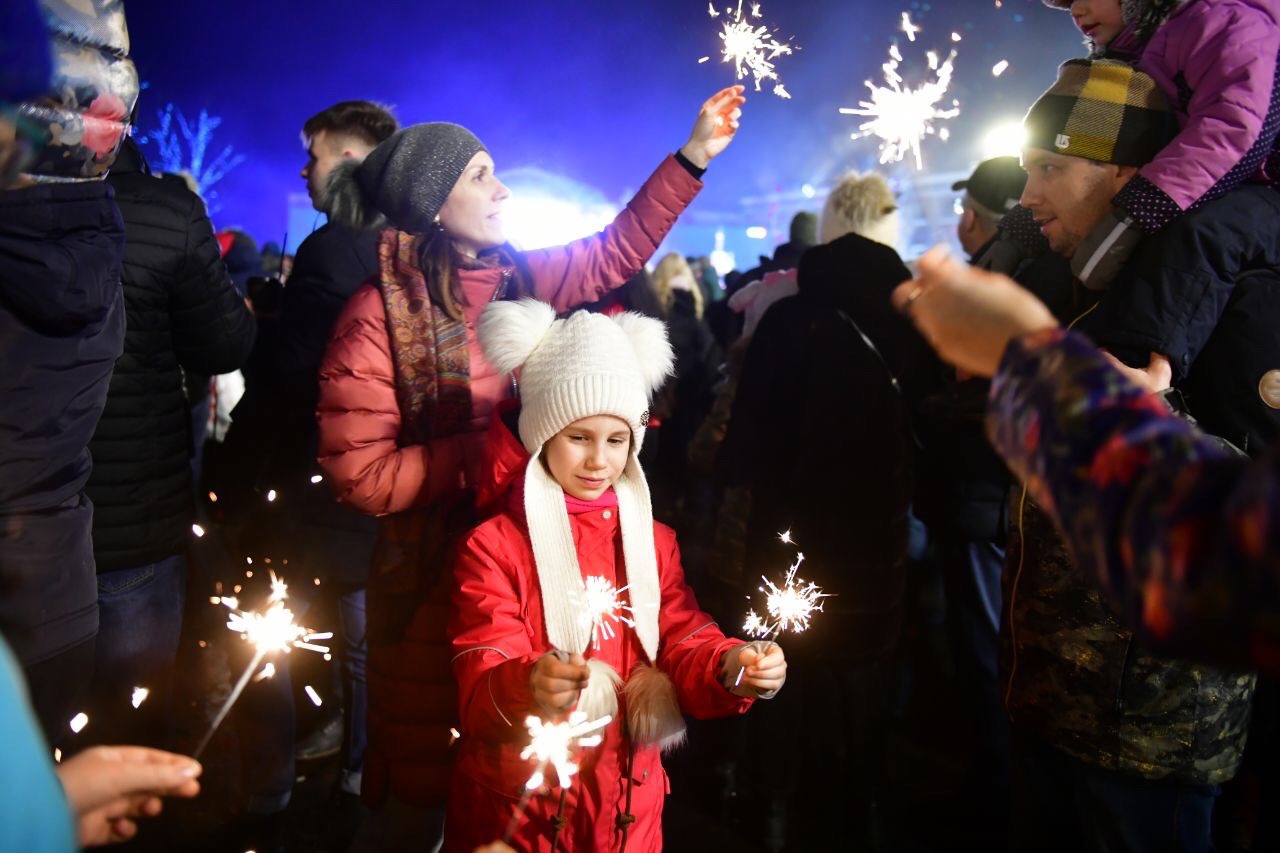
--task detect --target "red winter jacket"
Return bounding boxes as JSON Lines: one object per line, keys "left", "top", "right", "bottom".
{"left": 444, "top": 412, "right": 752, "bottom": 852}
{"left": 316, "top": 155, "right": 702, "bottom": 810}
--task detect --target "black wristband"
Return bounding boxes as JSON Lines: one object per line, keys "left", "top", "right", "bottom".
{"left": 674, "top": 150, "right": 706, "bottom": 179}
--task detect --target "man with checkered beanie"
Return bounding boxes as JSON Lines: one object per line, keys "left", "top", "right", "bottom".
{"left": 999, "top": 58, "right": 1262, "bottom": 853}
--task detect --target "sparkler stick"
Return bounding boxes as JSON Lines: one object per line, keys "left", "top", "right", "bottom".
{"left": 734, "top": 531, "right": 828, "bottom": 687}
{"left": 192, "top": 570, "right": 331, "bottom": 759}
{"left": 502, "top": 712, "right": 612, "bottom": 844}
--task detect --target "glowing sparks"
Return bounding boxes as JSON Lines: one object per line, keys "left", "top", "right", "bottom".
{"left": 900, "top": 11, "right": 921, "bottom": 42}
{"left": 309, "top": 475, "right": 323, "bottom": 484}
{"left": 69, "top": 712, "right": 89, "bottom": 733}
{"left": 741, "top": 535, "right": 829, "bottom": 639}
{"left": 131, "top": 687, "right": 150, "bottom": 709}
{"left": 708, "top": 1, "right": 795, "bottom": 99}
{"left": 304, "top": 685, "right": 322, "bottom": 706}
{"left": 268, "top": 570, "right": 288, "bottom": 604}
{"left": 53, "top": 748, "right": 62, "bottom": 763}
{"left": 992, "top": 59, "right": 1010, "bottom": 77}
{"left": 253, "top": 662, "right": 276, "bottom": 682}
{"left": 208, "top": 491, "right": 218, "bottom": 502}
{"left": 266, "top": 489, "right": 277, "bottom": 502}
{"left": 577, "top": 576, "right": 635, "bottom": 650}
{"left": 840, "top": 39, "right": 960, "bottom": 169}
{"left": 192, "top": 523, "right": 206, "bottom": 538}
{"left": 449, "top": 727, "right": 462, "bottom": 746}
{"left": 951, "top": 32, "right": 962, "bottom": 42}
{"left": 520, "top": 712, "right": 611, "bottom": 791}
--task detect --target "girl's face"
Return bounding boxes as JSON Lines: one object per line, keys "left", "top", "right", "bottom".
{"left": 437, "top": 151, "right": 511, "bottom": 258}
{"left": 543, "top": 415, "right": 632, "bottom": 501}
{"left": 1070, "top": 0, "right": 1125, "bottom": 48}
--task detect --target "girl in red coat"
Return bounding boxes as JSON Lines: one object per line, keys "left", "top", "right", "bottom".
{"left": 446, "top": 299, "right": 787, "bottom": 851}
{"left": 315, "top": 86, "right": 746, "bottom": 847}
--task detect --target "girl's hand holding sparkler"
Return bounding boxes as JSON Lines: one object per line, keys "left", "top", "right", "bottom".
{"left": 723, "top": 642, "right": 787, "bottom": 698}
{"left": 531, "top": 651, "right": 590, "bottom": 715}
{"left": 679, "top": 85, "right": 746, "bottom": 169}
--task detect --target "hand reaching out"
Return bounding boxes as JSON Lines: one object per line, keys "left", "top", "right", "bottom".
{"left": 56, "top": 746, "right": 202, "bottom": 847}
{"left": 679, "top": 85, "right": 746, "bottom": 169}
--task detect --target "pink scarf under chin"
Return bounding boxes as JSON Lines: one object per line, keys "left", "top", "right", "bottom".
{"left": 563, "top": 487, "right": 619, "bottom": 515}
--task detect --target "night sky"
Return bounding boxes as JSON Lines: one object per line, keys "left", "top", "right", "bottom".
{"left": 123, "top": 0, "right": 1083, "bottom": 254}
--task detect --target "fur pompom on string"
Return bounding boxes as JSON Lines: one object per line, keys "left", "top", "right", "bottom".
{"left": 624, "top": 665, "right": 687, "bottom": 753}
{"left": 576, "top": 658, "right": 623, "bottom": 723}
{"left": 478, "top": 299, "right": 559, "bottom": 376}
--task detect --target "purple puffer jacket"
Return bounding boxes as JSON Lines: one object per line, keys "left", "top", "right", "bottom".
{"left": 1107, "top": 0, "right": 1280, "bottom": 231}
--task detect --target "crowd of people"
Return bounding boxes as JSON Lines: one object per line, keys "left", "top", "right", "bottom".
{"left": 2, "top": 0, "right": 1280, "bottom": 850}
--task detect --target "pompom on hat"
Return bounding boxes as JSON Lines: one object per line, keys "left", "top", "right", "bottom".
{"left": 479, "top": 300, "right": 686, "bottom": 745}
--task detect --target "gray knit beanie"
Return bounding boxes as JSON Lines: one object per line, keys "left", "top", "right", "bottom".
{"left": 325, "top": 122, "right": 486, "bottom": 233}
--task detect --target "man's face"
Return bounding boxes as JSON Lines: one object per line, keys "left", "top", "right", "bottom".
{"left": 300, "top": 129, "right": 347, "bottom": 212}
{"left": 1019, "top": 148, "right": 1127, "bottom": 258}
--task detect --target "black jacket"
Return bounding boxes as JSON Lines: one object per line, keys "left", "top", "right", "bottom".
{"left": 718, "top": 233, "right": 938, "bottom": 659}
{"left": 218, "top": 222, "right": 379, "bottom": 584}
{"left": 1088, "top": 185, "right": 1280, "bottom": 455}
{"left": 86, "top": 143, "right": 256, "bottom": 572}
{"left": 0, "top": 181, "right": 125, "bottom": 662}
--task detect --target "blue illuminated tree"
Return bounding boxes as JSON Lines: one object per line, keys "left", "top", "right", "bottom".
{"left": 137, "top": 103, "right": 245, "bottom": 212}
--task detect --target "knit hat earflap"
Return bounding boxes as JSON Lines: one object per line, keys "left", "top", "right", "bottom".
{"left": 477, "top": 300, "right": 674, "bottom": 665}
{"left": 1022, "top": 59, "right": 1176, "bottom": 167}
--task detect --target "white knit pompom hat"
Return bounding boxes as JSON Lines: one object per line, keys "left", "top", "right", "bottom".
{"left": 477, "top": 299, "right": 674, "bottom": 667}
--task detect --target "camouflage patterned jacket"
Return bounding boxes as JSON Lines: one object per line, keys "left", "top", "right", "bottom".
{"left": 992, "top": 329, "right": 1257, "bottom": 785}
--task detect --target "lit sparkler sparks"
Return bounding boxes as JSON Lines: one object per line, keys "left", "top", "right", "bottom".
{"left": 131, "top": 687, "right": 150, "bottom": 709}
{"left": 900, "top": 11, "right": 921, "bottom": 42}
{"left": 502, "top": 712, "right": 612, "bottom": 844}
{"left": 735, "top": 532, "right": 828, "bottom": 685}
{"left": 69, "top": 712, "right": 89, "bottom": 734}
{"left": 706, "top": 0, "right": 795, "bottom": 99}
{"left": 840, "top": 30, "right": 960, "bottom": 169}
{"left": 193, "top": 571, "right": 333, "bottom": 758}
{"left": 520, "top": 712, "right": 611, "bottom": 791}
{"left": 577, "top": 576, "right": 635, "bottom": 650}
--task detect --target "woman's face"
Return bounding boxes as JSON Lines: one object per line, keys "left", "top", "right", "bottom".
{"left": 1070, "top": 0, "right": 1125, "bottom": 48}
{"left": 437, "top": 150, "right": 510, "bottom": 257}
{"left": 543, "top": 415, "right": 632, "bottom": 501}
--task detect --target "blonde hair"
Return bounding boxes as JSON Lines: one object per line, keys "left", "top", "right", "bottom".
{"left": 651, "top": 252, "right": 704, "bottom": 320}
{"left": 820, "top": 172, "right": 900, "bottom": 249}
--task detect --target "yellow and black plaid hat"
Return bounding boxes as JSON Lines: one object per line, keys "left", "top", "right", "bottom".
{"left": 1023, "top": 59, "right": 1177, "bottom": 166}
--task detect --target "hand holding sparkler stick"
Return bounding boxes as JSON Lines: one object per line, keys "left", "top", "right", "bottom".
{"left": 679, "top": 85, "right": 747, "bottom": 169}
{"left": 530, "top": 650, "right": 591, "bottom": 716}
{"left": 731, "top": 531, "right": 824, "bottom": 690}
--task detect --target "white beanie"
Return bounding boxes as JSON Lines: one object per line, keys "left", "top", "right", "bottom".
{"left": 477, "top": 300, "right": 674, "bottom": 665}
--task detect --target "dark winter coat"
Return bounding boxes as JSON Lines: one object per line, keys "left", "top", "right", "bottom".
{"left": 0, "top": 181, "right": 125, "bottom": 664}
{"left": 1086, "top": 185, "right": 1280, "bottom": 455}
{"left": 84, "top": 142, "right": 256, "bottom": 573}
{"left": 719, "top": 233, "right": 938, "bottom": 660}
{"left": 654, "top": 289, "right": 720, "bottom": 482}
{"left": 220, "top": 222, "right": 379, "bottom": 584}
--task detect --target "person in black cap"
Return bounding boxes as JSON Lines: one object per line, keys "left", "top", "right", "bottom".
{"left": 953, "top": 156, "right": 1026, "bottom": 260}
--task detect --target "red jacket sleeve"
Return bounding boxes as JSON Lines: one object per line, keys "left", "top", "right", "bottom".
{"left": 448, "top": 522, "right": 545, "bottom": 742}
{"left": 316, "top": 282, "right": 465, "bottom": 515}
{"left": 525, "top": 155, "right": 702, "bottom": 312}
{"left": 654, "top": 525, "right": 754, "bottom": 719}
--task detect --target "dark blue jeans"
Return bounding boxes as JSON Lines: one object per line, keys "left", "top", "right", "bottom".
{"left": 91, "top": 553, "right": 186, "bottom": 744}
{"left": 338, "top": 586, "right": 368, "bottom": 791}
{"left": 1011, "top": 730, "right": 1219, "bottom": 853}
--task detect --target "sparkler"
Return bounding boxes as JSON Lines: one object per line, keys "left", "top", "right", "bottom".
{"left": 840, "top": 21, "right": 961, "bottom": 169}
{"left": 193, "top": 570, "right": 332, "bottom": 758}
{"left": 131, "top": 687, "right": 150, "bottom": 709}
{"left": 577, "top": 576, "right": 635, "bottom": 650}
{"left": 704, "top": 0, "right": 795, "bottom": 99}
{"left": 735, "top": 531, "right": 828, "bottom": 686}
{"left": 502, "top": 712, "right": 612, "bottom": 844}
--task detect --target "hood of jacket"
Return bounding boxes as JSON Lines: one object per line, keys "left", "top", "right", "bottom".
{"left": 797, "top": 231, "right": 912, "bottom": 317}
{"left": 0, "top": 180, "right": 124, "bottom": 334}
{"left": 475, "top": 399, "right": 532, "bottom": 518}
